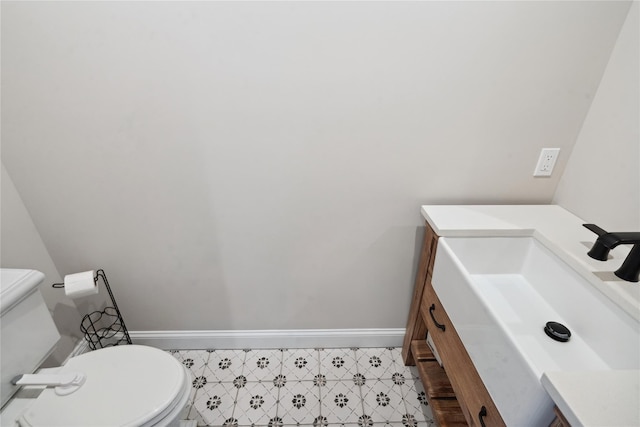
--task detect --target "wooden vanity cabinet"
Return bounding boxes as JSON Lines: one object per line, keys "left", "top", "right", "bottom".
{"left": 402, "top": 223, "right": 439, "bottom": 366}
{"left": 422, "top": 276, "right": 505, "bottom": 427}
{"left": 550, "top": 407, "right": 571, "bottom": 427}
{"left": 403, "top": 223, "right": 505, "bottom": 427}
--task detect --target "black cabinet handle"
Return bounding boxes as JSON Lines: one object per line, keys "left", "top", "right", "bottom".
{"left": 479, "top": 406, "right": 487, "bottom": 427}
{"left": 428, "top": 304, "right": 446, "bottom": 331}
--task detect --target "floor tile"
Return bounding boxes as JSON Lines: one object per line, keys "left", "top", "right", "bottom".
{"left": 361, "top": 379, "right": 406, "bottom": 423}
{"left": 352, "top": 372, "right": 368, "bottom": 388}
{"left": 281, "top": 348, "right": 319, "bottom": 381}
{"left": 386, "top": 348, "right": 404, "bottom": 366}
{"left": 401, "top": 377, "right": 434, "bottom": 424}
{"left": 319, "top": 380, "right": 363, "bottom": 424}
{"left": 398, "top": 414, "right": 431, "bottom": 427}
{"left": 203, "top": 350, "right": 247, "bottom": 382}
{"left": 319, "top": 348, "right": 358, "bottom": 381}
{"left": 356, "top": 348, "right": 398, "bottom": 380}
{"left": 375, "top": 423, "right": 433, "bottom": 427}
{"left": 407, "top": 366, "right": 420, "bottom": 380}
{"left": 234, "top": 381, "right": 279, "bottom": 425}
{"left": 167, "top": 347, "right": 438, "bottom": 426}
{"left": 277, "top": 380, "right": 321, "bottom": 425}
{"left": 181, "top": 373, "right": 199, "bottom": 421}
{"left": 243, "top": 349, "right": 283, "bottom": 383}
{"left": 190, "top": 381, "right": 238, "bottom": 426}
{"left": 387, "top": 348, "right": 419, "bottom": 381}
{"left": 170, "top": 350, "right": 210, "bottom": 377}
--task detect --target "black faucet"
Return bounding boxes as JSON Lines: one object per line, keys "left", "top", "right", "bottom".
{"left": 583, "top": 224, "right": 640, "bottom": 282}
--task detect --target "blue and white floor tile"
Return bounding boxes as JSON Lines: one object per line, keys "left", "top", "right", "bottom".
{"left": 169, "top": 347, "right": 435, "bottom": 427}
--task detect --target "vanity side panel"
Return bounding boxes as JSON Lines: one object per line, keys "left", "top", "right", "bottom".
{"left": 402, "top": 223, "right": 439, "bottom": 365}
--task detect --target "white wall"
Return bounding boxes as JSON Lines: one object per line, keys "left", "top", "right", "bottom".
{"left": 1, "top": 1, "right": 631, "bottom": 331}
{"left": 1, "top": 163, "right": 82, "bottom": 364}
{"left": 554, "top": 1, "right": 639, "bottom": 231}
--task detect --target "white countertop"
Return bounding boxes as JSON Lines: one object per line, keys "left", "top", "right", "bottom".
{"left": 421, "top": 205, "right": 639, "bottom": 321}
{"left": 421, "top": 205, "right": 640, "bottom": 427}
{"left": 541, "top": 370, "right": 640, "bottom": 427}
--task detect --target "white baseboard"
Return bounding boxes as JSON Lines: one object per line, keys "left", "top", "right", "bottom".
{"left": 63, "top": 332, "right": 128, "bottom": 360}
{"left": 63, "top": 338, "right": 90, "bottom": 362}
{"left": 128, "top": 328, "right": 405, "bottom": 350}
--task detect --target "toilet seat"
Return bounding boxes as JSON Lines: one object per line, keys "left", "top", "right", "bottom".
{"left": 18, "top": 345, "right": 191, "bottom": 427}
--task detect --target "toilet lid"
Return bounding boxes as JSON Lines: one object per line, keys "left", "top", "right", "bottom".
{"left": 19, "top": 345, "right": 188, "bottom": 427}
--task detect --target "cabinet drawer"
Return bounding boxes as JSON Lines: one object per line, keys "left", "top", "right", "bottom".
{"left": 421, "top": 280, "right": 505, "bottom": 427}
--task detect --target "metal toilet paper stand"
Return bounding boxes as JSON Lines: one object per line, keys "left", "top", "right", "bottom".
{"left": 53, "top": 269, "right": 132, "bottom": 350}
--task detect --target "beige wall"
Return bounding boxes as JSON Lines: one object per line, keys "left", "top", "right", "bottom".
{"left": 1, "top": 1, "right": 632, "bottom": 332}
{"left": 554, "top": 2, "right": 640, "bottom": 231}
{"left": 1, "top": 163, "right": 82, "bottom": 364}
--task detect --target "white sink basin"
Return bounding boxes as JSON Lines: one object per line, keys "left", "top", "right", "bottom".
{"left": 432, "top": 236, "right": 640, "bottom": 427}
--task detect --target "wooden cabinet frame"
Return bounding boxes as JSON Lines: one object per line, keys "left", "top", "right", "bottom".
{"left": 402, "top": 223, "right": 438, "bottom": 366}
{"left": 402, "top": 223, "right": 504, "bottom": 427}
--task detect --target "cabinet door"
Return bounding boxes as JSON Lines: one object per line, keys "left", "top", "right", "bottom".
{"left": 421, "top": 280, "right": 505, "bottom": 427}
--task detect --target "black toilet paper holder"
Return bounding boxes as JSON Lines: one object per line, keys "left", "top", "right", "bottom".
{"left": 53, "top": 269, "right": 132, "bottom": 350}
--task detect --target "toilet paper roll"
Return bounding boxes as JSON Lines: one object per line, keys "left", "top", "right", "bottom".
{"left": 64, "top": 271, "right": 98, "bottom": 298}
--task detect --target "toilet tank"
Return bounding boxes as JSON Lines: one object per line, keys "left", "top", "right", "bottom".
{"left": 1, "top": 269, "right": 60, "bottom": 408}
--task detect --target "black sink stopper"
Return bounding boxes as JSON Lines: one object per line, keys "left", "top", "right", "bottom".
{"left": 544, "top": 321, "right": 571, "bottom": 342}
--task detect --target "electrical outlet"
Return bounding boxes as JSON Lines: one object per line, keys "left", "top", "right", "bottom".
{"left": 533, "top": 148, "right": 560, "bottom": 177}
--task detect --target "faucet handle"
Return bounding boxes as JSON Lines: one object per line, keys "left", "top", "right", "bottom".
{"left": 583, "top": 223, "right": 608, "bottom": 236}
{"left": 583, "top": 224, "right": 611, "bottom": 261}
{"left": 583, "top": 224, "right": 640, "bottom": 282}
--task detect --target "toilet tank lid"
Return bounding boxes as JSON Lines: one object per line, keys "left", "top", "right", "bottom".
{"left": 0, "top": 269, "right": 45, "bottom": 315}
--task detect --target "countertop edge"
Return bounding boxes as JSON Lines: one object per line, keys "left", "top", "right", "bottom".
{"left": 541, "top": 370, "right": 640, "bottom": 427}
{"left": 421, "top": 204, "right": 640, "bottom": 322}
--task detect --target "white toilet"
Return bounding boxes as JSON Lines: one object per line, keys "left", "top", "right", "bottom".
{"left": 0, "top": 269, "right": 193, "bottom": 427}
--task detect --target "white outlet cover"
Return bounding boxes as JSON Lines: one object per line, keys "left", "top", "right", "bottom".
{"left": 533, "top": 148, "right": 560, "bottom": 177}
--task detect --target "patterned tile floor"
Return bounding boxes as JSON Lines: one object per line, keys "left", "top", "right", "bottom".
{"left": 169, "top": 347, "right": 435, "bottom": 427}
